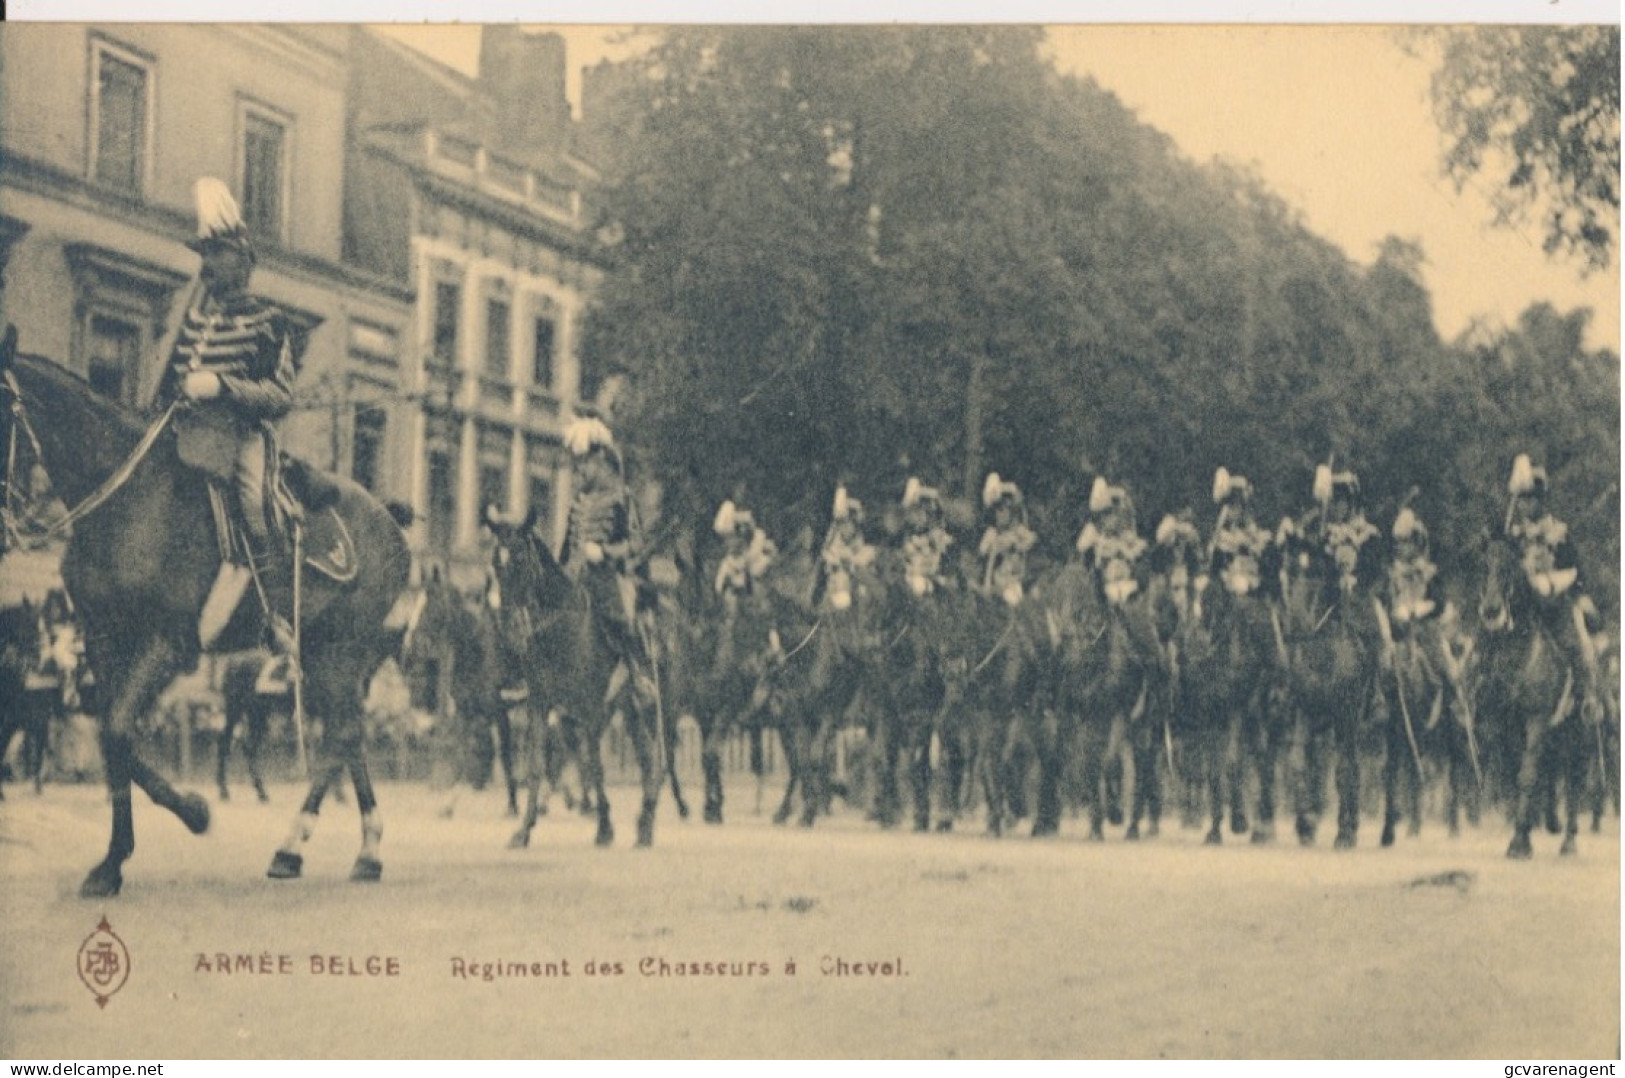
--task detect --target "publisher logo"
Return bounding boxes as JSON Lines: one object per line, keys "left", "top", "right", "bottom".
{"left": 78, "top": 916, "right": 130, "bottom": 1009}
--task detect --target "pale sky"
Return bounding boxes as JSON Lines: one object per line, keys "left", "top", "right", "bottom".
{"left": 378, "top": 22, "right": 1621, "bottom": 354}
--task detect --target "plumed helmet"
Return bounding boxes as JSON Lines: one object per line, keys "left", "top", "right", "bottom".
{"left": 982, "top": 472, "right": 1021, "bottom": 509}
{"left": 1392, "top": 507, "right": 1428, "bottom": 546}
{"left": 1508, "top": 454, "right": 1548, "bottom": 497}
{"left": 714, "top": 500, "right": 755, "bottom": 538}
{"left": 1314, "top": 464, "right": 1359, "bottom": 504}
{"left": 902, "top": 476, "right": 942, "bottom": 510}
{"left": 1213, "top": 467, "right": 1252, "bottom": 505}
{"left": 563, "top": 414, "right": 616, "bottom": 458}
{"left": 186, "top": 177, "right": 253, "bottom": 256}
{"left": 833, "top": 485, "right": 864, "bottom": 521}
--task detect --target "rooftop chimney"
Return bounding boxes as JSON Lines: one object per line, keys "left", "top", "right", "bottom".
{"left": 478, "top": 26, "right": 569, "bottom": 159}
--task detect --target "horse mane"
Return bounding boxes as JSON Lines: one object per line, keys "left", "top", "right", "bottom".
{"left": 16, "top": 352, "right": 147, "bottom": 440}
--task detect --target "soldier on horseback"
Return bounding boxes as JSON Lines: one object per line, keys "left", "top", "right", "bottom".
{"left": 1297, "top": 465, "right": 1384, "bottom": 603}
{"left": 1505, "top": 454, "right": 1603, "bottom": 723}
{"left": 156, "top": 178, "right": 298, "bottom": 652}
{"left": 819, "top": 485, "right": 875, "bottom": 612}
{"left": 978, "top": 473, "right": 1034, "bottom": 607}
{"left": 1208, "top": 468, "right": 1271, "bottom": 599}
{"left": 560, "top": 410, "right": 653, "bottom": 693}
{"left": 899, "top": 477, "right": 954, "bottom": 598}
{"left": 713, "top": 498, "right": 776, "bottom": 614}
{"left": 1379, "top": 507, "right": 1466, "bottom": 715}
{"left": 1076, "top": 477, "right": 1149, "bottom": 606}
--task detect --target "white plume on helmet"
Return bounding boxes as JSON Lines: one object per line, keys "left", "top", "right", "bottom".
{"left": 194, "top": 177, "right": 245, "bottom": 240}
{"left": 563, "top": 415, "right": 614, "bottom": 457}
{"left": 713, "top": 500, "right": 738, "bottom": 536}
{"left": 1088, "top": 476, "right": 1112, "bottom": 514}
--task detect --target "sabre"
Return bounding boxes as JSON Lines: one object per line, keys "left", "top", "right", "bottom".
{"left": 291, "top": 520, "right": 308, "bottom": 778}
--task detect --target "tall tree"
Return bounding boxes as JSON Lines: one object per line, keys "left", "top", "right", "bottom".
{"left": 1416, "top": 26, "right": 1620, "bottom": 271}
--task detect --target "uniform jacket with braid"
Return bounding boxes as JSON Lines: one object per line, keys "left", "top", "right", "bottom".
{"left": 157, "top": 293, "right": 296, "bottom": 422}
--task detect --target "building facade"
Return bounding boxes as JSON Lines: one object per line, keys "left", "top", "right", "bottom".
{"left": 0, "top": 24, "right": 612, "bottom": 592}
{"left": 346, "top": 28, "right": 611, "bottom": 584}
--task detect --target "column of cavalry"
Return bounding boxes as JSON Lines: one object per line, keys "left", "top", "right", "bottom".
{"left": 484, "top": 448, "right": 1614, "bottom": 864}
{"left": 0, "top": 179, "right": 1612, "bottom": 897}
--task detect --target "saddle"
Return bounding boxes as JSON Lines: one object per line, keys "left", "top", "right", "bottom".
{"left": 206, "top": 452, "right": 358, "bottom": 584}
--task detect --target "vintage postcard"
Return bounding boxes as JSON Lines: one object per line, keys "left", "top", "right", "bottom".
{"left": 0, "top": 3, "right": 1618, "bottom": 1062}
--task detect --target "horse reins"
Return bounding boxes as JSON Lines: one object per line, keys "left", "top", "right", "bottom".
{"left": 2, "top": 369, "right": 177, "bottom": 539}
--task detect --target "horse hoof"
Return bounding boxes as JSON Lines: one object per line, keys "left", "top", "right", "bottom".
{"left": 1560, "top": 837, "right": 1578, "bottom": 857}
{"left": 80, "top": 862, "right": 123, "bottom": 899}
{"left": 1250, "top": 827, "right": 1274, "bottom": 845}
{"left": 267, "top": 851, "right": 303, "bottom": 879}
{"left": 506, "top": 803, "right": 519, "bottom": 819}
{"left": 1230, "top": 814, "right": 1249, "bottom": 836}
{"left": 913, "top": 819, "right": 930, "bottom": 834}
{"left": 1146, "top": 821, "right": 1160, "bottom": 839}
{"left": 1448, "top": 822, "right": 1461, "bottom": 839}
{"left": 704, "top": 804, "right": 723, "bottom": 825}
{"left": 1333, "top": 831, "right": 1356, "bottom": 850}
{"left": 507, "top": 831, "right": 530, "bottom": 850}
{"left": 936, "top": 820, "right": 954, "bottom": 833}
{"left": 1506, "top": 839, "right": 1533, "bottom": 860}
{"left": 1295, "top": 817, "right": 1316, "bottom": 847}
{"left": 256, "top": 790, "right": 270, "bottom": 804}
{"left": 595, "top": 828, "right": 614, "bottom": 848}
{"left": 1125, "top": 825, "right": 1141, "bottom": 842}
{"left": 636, "top": 818, "right": 654, "bottom": 847}
{"left": 178, "top": 794, "right": 211, "bottom": 835}
{"left": 1380, "top": 826, "right": 1396, "bottom": 848}
{"left": 218, "top": 788, "right": 230, "bottom": 803}
{"left": 1204, "top": 830, "right": 1222, "bottom": 846}
{"left": 350, "top": 856, "right": 383, "bottom": 883}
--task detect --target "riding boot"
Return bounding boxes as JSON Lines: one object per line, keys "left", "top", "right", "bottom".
{"left": 199, "top": 561, "right": 254, "bottom": 650}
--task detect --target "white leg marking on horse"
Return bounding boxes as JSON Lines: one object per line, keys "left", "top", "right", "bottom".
{"left": 279, "top": 811, "right": 318, "bottom": 855}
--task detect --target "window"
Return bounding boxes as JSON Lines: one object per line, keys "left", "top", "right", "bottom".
{"left": 532, "top": 315, "right": 556, "bottom": 389}
{"left": 239, "top": 103, "right": 289, "bottom": 244}
{"left": 527, "top": 474, "right": 553, "bottom": 538}
{"left": 352, "top": 406, "right": 386, "bottom": 492}
{"left": 91, "top": 42, "right": 150, "bottom": 193}
{"left": 427, "top": 450, "right": 457, "bottom": 554}
{"left": 577, "top": 353, "right": 603, "bottom": 408}
{"left": 480, "top": 463, "right": 508, "bottom": 519}
{"left": 431, "top": 281, "right": 460, "bottom": 368}
{"left": 86, "top": 315, "right": 140, "bottom": 405}
{"left": 485, "top": 298, "right": 510, "bottom": 379}
{"left": 64, "top": 243, "right": 186, "bottom": 406}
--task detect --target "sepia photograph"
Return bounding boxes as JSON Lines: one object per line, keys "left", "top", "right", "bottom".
{"left": 0, "top": 5, "right": 1618, "bottom": 1061}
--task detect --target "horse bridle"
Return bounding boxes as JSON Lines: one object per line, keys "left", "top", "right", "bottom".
{"left": 0, "top": 368, "right": 177, "bottom": 544}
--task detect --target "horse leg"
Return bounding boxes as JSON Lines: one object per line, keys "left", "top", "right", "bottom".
{"left": 1250, "top": 697, "right": 1281, "bottom": 844}
{"left": 624, "top": 701, "right": 661, "bottom": 847}
{"left": 1296, "top": 715, "right": 1327, "bottom": 847}
{"left": 585, "top": 714, "right": 613, "bottom": 847}
{"left": 216, "top": 696, "right": 238, "bottom": 802}
{"left": 909, "top": 721, "right": 933, "bottom": 833}
{"left": 1561, "top": 721, "right": 1585, "bottom": 857}
{"left": 495, "top": 704, "right": 519, "bottom": 817}
{"left": 1031, "top": 710, "right": 1063, "bottom": 838}
{"left": 1508, "top": 719, "right": 1542, "bottom": 859}
{"left": 83, "top": 634, "right": 205, "bottom": 898}
{"left": 1381, "top": 697, "right": 1402, "bottom": 848}
{"left": 1200, "top": 717, "right": 1224, "bottom": 845}
{"left": 1115, "top": 714, "right": 1141, "bottom": 841}
{"left": 773, "top": 719, "right": 804, "bottom": 826}
{"left": 701, "top": 720, "right": 726, "bottom": 825}
{"left": 247, "top": 701, "right": 270, "bottom": 802}
{"left": 509, "top": 703, "right": 545, "bottom": 848}
{"left": 1333, "top": 703, "right": 1360, "bottom": 849}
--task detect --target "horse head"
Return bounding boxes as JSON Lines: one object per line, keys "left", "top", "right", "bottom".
{"left": 1476, "top": 532, "right": 1522, "bottom": 635}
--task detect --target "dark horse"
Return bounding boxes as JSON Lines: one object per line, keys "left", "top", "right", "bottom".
{"left": 0, "top": 351, "right": 411, "bottom": 895}
{"left": 401, "top": 569, "right": 520, "bottom": 816}
{"left": 1475, "top": 536, "right": 1590, "bottom": 858}
{"left": 1273, "top": 529, "right": 1380, "bottom": 848}
{"left": 215, "top": 648, "right": 285, "bottom": 803}
{"left": 485, "top": 508, "right": 666, "bottom": 848}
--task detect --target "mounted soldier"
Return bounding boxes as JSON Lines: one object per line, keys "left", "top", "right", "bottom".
{"left": 1379, "top": 507, "right": 1466, "bottom": 711}
{"left": 156, "top": 178, "right": 299, "bottom": 652}
{"left": 1504, "top": 454, "right": 1602, "bottom": 723}
{"left": 818, "top": 485, "right": 875, "bottom": 612}
{"left": 978, "top": 473, "right": 1034, "bottom": 607}
{"left": 712, "top": 498, "right": 776, "bottom": 616}
{"left": 899, "top": 477, "right": 954, "bottom": 598}
{"left": 1288, "top": 464, "right": 1384, "bottom": 608}
{"left": 559, "top": 409, "right": 652, "bottom": 695}
{"left": 1076, "top": 477, "right": 1149, "bottom": 607}
{"left": 1208, "top": 467, "right": 1271, "bottom": 600}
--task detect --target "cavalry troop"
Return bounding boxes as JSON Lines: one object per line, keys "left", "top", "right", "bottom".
{"left": 0, "top": 175, "right": 1614, "bottom": 897}
{"left": 466, "top": 402, "right": 1615, "bottom": 863}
